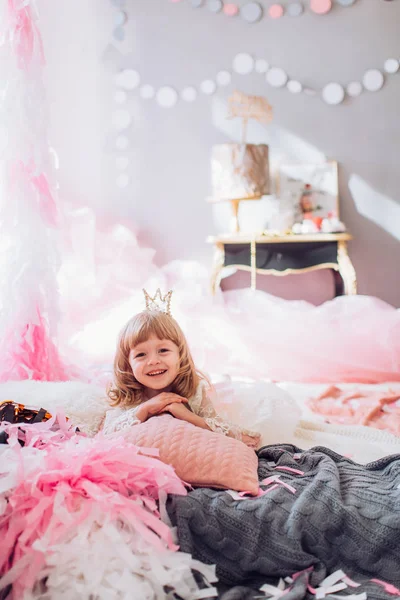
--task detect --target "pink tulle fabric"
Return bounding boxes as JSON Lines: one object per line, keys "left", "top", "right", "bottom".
{"left": 307, "top": 385, "right": 400, "bottom": 435}
{"left": 2, "top": 201, "right": 400, "bottom": 384}
{"left": 57, "top": 222, "right": 400, "bottom": 384}
{"left": 0, "top": 418, "right": 189, "bottom": 599}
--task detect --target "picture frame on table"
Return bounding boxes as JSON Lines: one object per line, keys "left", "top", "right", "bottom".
{"left": 277, "top": 160, "right": 340, "bottom": 223}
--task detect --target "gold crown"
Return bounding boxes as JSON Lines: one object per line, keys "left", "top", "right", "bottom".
{"left": 143, "top": 288, "right": 173, "bottom": 316}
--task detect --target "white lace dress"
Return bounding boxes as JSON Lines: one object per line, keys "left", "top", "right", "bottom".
{"left": 102, "top": 379, "right": 260, "bottom": 447}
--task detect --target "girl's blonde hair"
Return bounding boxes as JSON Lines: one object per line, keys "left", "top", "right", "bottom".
{"left": 107, "top": 310, "right": 203, "bottom": 408}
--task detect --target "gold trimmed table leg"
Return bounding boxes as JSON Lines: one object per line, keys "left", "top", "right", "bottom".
{"left": 337, "top": 241, "right": 357, "bottom": 295}
{"left": 210, "top": 242, "right": 225, "bottom": 295}
{"left": 230, "top": 199, "right": 240, "bottom": 233}
{"left": 250, "top": 239, "right": 257, "bottom": 291}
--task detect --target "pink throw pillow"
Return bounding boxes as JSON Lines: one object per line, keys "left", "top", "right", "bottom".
{"left": 123, "top": 414, "right": 259, "bottom": 495}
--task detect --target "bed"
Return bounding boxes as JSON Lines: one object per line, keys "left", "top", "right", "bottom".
{"left": 0, "top": 378, "right": 399, "bottom": 600}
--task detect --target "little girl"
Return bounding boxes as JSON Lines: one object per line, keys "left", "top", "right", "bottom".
{"left": 103, "top": 292, "right": 261, "bottom": 448}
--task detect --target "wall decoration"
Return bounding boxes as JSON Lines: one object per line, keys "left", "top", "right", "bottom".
{"left": 224, "top": 3, "right": 239, "bottom": 16}
{"left": 216, "top": 70, "right": 232, "bottom": 85}
{"left": 232, "top": 52, "right": 255, "bottom": 75}
{"left": 169, "top": 0, "right": 361, "bottom": 23}
{"left": 140, "top": 84, "right": 156, "bottom": 99}
{"left": 110, "top": 0, "right": 128, "bottom": 41}
{"left": 362, "top": 69, "right": 384, "bottom": 92}
{"left": 116, "top": 173, "right": 130, "bottom": 188}
{"left": 200, "top": 79, "right": 217, "bottom": 94}
{"left": 287, "top": 80, "right": 303, "bottom": 93}
{"left": 113, "top": 52, "right": 399, "bottom": 108}
{"left": 322, "top": 82, "right": 345, "bottom": 105}
{"left": 346, "top": 81, "right": 362, "bottom": 97}
{"left": 156, "top": 86, "right": 179, "bottom": 107}
{"left": 266, "top": 67, "right": 288, "bottom": 88}
{"left": 268, "top": 4, "right": 284, "bottom": 19}
{"left": 310, "top": 0, "right": 332, "bottom": 14}
{"left": 208, "top": 0, "right": 223, "bottom": 13}
{"left": 255, "top": 59, "right": 269, "bottom": 73}
{"left": 108, "top": 0, "right": 132, "bottom": 189}
{"left": 181, "top": 86, "right": 198, "bottom": 101}
{"left": 115, "top": 69, "right": 140, "bottom": 90}
{"left": 384, "top": 58, "right": 399, "bottom": 74}
{"left": 303, "top": 87, "right": 318, "bottom": 96}
{"left": 287, "top": 3, "right": 304, "bottom": 16}
{"left": 241, "top": 2, "right": 264, "bottom": 23}
{"left": 116, "top": 135, "right": 130, "bottom": 150}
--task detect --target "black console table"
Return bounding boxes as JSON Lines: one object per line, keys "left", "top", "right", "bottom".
{"left": 207, "top": 233, "right": 357, "bottom": 297}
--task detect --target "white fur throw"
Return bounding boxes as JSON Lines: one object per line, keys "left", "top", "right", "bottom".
{"left": 0, "top": 380, "right": 109, "bottom": 437}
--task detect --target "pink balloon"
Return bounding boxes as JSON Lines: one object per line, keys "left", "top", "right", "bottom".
{"left": 223, "top": 3, "right": 239, "bottom": 16}
{"left": 310, "top": 0, "right": 332, "bottom": 14}
{"left": 268, "top": 4, "right": 284, "bottom": 19}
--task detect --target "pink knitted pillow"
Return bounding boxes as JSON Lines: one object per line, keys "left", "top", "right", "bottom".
{"left": 124, "top": 414, "right": 259, "bottom": 495}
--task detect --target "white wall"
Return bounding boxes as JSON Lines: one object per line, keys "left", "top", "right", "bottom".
{"left": 39, "top": 0, "right": 400, "bottom": 306}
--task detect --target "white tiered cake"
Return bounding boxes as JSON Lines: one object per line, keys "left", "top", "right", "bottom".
{"left": 211, "top": 143, "right": 270, "bottom": 201}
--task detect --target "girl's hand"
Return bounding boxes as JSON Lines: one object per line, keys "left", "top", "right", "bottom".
{"left": 160, "top": 402, "right": 193, "bottom": 420}
{"left": 160, "top": 403, "right": 210, "bottom": 430}
{"left": 136, "top": 393, "right": 188, "bottom": 422}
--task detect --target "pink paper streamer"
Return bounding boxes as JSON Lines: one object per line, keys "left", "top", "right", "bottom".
{"left": 371, "top": 579, "right": 400, "bottom": 596}
{"left": 260, "top": 483, "right": 279, "bottom": 495}
{"left": 276, "top": 480, "right": 297, "bottom": 494}
{"left": 260, "top": 475, "right": 281, "bottom": 486}
{"left": 260, "top": 475, "right": 297, "bottom": 494}
{"left": 274, "top": 466, "right": 305, "bottom": 476}
{"left": 0, "top": 0, "right": 69, "bottom": 383}
{"left": 10, "top": 160, "right": 58, "bottom": 227}
{"left": 238, "top": 484, "right": 279, "bottom": 498}
{"left": 0, "top": 308, "right": 69, "bottom": 382}
{"left": 0, "top": 427, "right": 187, "bottom": 598}
{"left": 7, "top": 0, "right": 45, "bottom": 70}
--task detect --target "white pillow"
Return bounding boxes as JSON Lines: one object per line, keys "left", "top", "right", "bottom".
{"left": 210, "top": 377, "right": 301, "bottom": 446}
{"left": 0, "top": 380, "right": 108, "bottom": 437}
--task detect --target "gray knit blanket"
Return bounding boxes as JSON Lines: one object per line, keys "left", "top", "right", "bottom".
{"left": 167, "top": 444, "right": 400, "bottom": 599}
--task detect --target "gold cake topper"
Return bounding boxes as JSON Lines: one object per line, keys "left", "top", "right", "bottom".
{"left": 227, "top": 90, "right": 273, "bottom": 143}
{"left": 143, "top": 288, "right": 173, "bottom": 316}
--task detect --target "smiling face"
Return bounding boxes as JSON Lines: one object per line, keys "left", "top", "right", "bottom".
{"left": 129, "top": 334, "right": 180, "bottom": 397}
{"left": 110, "top": 310, "right": 199, "bottom": 408}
